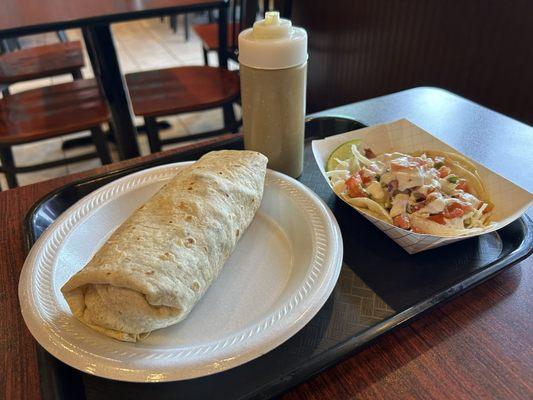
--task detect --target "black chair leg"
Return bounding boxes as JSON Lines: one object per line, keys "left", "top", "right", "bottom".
{"left": 71, "top": 69, "right": 83, "bottom": 80}
{"left": 90, "top": 126, "right": 112, "bottom": 164}
{"left": 184, "top": 14, "right": 190, "bottom": 41}
{"left": 1, "top": 85, "right": 9, "bottom": 97}
{"left": 2, "top": 38, "right": 19, "bottom": 52}
{"left": 222, "top": 103, "right": 238, "bottom": 133}
{"left": 202, "top": 47, "right": 209, "bottom": 66}
{"left": 0, "top": 146, "right": 19, "bottom": 188}
{"left": 145, "top": 117, "right": 162, "bottom": 153}
{"left": 170, "top": 15, "right": 178, "bottom": 33}
{"left": 6, "top": 38, "right": 21, "bottom": 51}
{"left": 56, "top": 30, "right": 68, "bottom": 43}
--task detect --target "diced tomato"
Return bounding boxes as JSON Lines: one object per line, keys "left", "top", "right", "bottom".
{"left": 393, "top": 214, "right": 411, "bottom": 230}
{"left": 428, "top": 213, "right": 446, "bottom": 225}
{"left": 410, "top": 202, "right": 425, "bottom": 212}
{"left": 391, "top": 157, "right": 421, "bottom": 172}
{"left": 444, "top": 207, "right": 464, "bottom": 219}
{"left": 445, "top": 199, "right": 473, "bottom": 218}
{"left": 438, "top": 165, "right": 452, "bottom": 178}
{"left": 455, "top": 179, "right": 469, "bottom": 192}
{"left": 345, "top": 175, "right": 367, "bottom": 198}
{"left": 358, "top": 169, "right": 373, "bottom": 185}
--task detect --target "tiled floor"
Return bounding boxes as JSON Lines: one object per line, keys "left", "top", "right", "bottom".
{"left": 1, "top": 15, "right": 240, "bottom": 188}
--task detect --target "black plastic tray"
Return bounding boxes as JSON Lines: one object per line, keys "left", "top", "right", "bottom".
{"left": 25, "top": 117, "right": 533, "bottom": 400}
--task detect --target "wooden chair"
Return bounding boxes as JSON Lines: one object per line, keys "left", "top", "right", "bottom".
{"left": 124, "top": 1, "right": 259, "bottom": 154}
{"left": 0, "top": 40, "right": 85, "bottom": 96}
{"left": 0, "top": 79, "right": 111, "bottom": 188}
{"left": 193, "top": 0, "right": 259, "bottom": 65}
{"left": 126, "top": 66, "right": 239, "bottom": 153}
{"left": 0, "top": 30, "right": 74, "bottom": 52}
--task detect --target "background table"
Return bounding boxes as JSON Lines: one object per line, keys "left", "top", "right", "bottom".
{"left": 1, "top": 87, "right": 531, "bottom": 399}
{"left": 0, "top": 0, "right": 228, "bottom": 159}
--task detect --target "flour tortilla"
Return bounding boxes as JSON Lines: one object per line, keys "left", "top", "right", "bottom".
{"left": 341, "top": 194, "right": 393, "bottom": 224}
{"left": 410, "top": 215, "right": 483, "bottom": 237}
{"left": 61, "top": 150, "right": 268, "bottom": 342}
{"left": 412, "top": 150, "right": 491, "bottom": 203}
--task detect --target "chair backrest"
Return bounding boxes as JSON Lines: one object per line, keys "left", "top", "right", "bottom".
{"left": 0, "top": 38, "right": 21, "bottom": 53}
{"left": 1, "top": 30, "right": 69, "bottom": 55}
{"left": 228, "top": 0, "right": 260, "bottom": 59}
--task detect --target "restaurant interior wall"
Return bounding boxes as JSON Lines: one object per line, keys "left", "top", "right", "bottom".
{"left": 291, "top": 0, "right": 533, "bottom": 124}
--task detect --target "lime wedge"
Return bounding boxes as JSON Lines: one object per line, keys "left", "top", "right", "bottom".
{"left": 326, "top": 139, "right": 362, "bottom": 171}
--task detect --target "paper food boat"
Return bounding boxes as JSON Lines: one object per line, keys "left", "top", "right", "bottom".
{"left": 312, "top": 119, "right": 533, "bottom": 254}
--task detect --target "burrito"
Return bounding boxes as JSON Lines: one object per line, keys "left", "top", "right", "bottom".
{"left": 62, "top": 150, "right": 268, "bottom": 342}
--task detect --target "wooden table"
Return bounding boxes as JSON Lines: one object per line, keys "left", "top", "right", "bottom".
{"left": 0, "top": 0, "right": 228, "bottom": 160}
{"left": 1, "top": 88, "right": 532, "bottom": 399}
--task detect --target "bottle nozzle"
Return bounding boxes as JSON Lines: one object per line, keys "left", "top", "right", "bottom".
{"left": 252, "top": 11, "right": 291, "bottom": 39}
{"left": 264, "top": 11, "right": 280, "bottom": 25}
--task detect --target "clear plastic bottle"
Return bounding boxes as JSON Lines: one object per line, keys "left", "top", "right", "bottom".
{"left": 239, "top": 11, "right": 308, "bottom": 178}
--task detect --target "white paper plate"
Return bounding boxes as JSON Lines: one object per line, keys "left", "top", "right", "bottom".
{"left": 19, "top": 163, "right": 343, "bottom": 382}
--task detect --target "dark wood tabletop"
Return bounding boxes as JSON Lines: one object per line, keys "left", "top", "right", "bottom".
{"left": 0, "top": 0, "right": 222, "bottom": 37}
{"left": 1, "top": 88, "right": 532, "bottom": 399}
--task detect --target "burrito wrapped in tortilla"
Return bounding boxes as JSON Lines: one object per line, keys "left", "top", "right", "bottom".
{"left": 62, "top": 150, "right": 268, "bottom": 342}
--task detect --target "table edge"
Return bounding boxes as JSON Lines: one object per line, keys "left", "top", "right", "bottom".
{"left": 0, "top": 0, "right": 227, "bottom": 38}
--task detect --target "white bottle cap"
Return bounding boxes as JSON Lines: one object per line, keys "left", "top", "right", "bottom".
{"left": 238, "top": 11, "right": 308, "bottom": 70}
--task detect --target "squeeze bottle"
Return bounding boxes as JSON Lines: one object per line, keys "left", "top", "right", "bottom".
{"left": 238, "top": 11, "right": 308, "bottom": 178}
